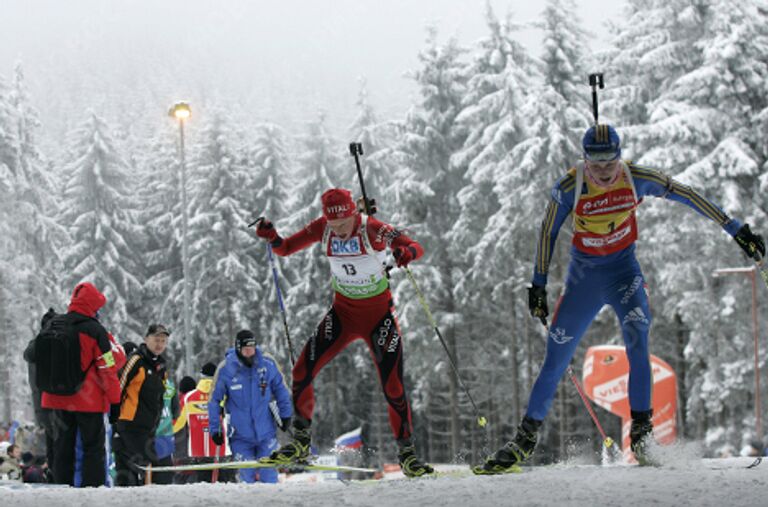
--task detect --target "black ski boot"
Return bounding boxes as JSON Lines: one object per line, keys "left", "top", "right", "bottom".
{"left": 473, "top": 417, "right": 541, "bottom": 475}
{"left": 397, "top": 439, "right": 435, "bottom": 478}
{"left": 262, "top": 417, "right": 312, "bottom": 465}
{"left": 630, "top": 410, "right": 654, "bottom": 466}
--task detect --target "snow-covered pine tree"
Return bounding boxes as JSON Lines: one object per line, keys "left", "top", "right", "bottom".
{"left": 60, "top": 112, "right": 144, "bottom": 341}
{"left": 0, "top": 73, "right": 27, "bottom": 421}
{"left": 608, "top": 0, "right": 768, "bottom": 452}
{"left": 185, "top": 113, "right": 266, "bottom": 369}
{"left": 384, "top": 26, "right": 469, "bottom": 462}
{"left": 447, "top": 2, "right": 542, "bottom": 459}
{"left": 0, "top": 64, "right": 69, "bottom": 422}
{"left": 347, "top": 76, "right": 398, "bottom": 202}
{"left": 137, "top": 126, "right": 185, "bottom": 366}
{"left": 247, "top": 122, "right": 293, "bottom": 368}
{"left": 8, "top": 62, "right": 67, "bottom": 319}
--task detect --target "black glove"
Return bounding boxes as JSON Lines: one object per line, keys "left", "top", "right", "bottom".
{"left": 528, "top": 284, "right": 548, "bottom": 326}
{"left": 108, "top": 403, "right": 121, "bottom": 425}
{"left": 734, "top": 223, "right": 766, "bottom": 260}
{"left": 393, "top": 246, "right": 416, "bottom": 268}
{"left": 211, "top": 431, "right": 225, "bottom": 446}
{"left": 279, "top": 417, "right": 292, "bottom": 432}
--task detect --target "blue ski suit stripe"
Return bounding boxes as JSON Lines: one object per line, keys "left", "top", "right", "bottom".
{"left": 526, "top": 163, "right": 741, "bottom": 421}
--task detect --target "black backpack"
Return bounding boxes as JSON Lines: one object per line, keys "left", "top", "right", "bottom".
{"left": 34, "top": 313, "right": 87, "bottom": 395}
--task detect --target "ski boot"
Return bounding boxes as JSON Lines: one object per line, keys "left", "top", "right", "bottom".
{"left": 473, "top": 416, "right": 541, "bottom": 475}
{"left": 397, "top": 439, "right": 435, "bottom": 478}
{"left": 262, "top": 418, "right": 312, "bottom": 465}
{"left": 630, "top": 410, "right": 655, "bottom": 466}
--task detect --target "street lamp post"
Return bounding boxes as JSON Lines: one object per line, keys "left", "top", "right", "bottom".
{"left": 169, "top": 101, "right": 194, "bottom": 376}
{"left": 713, "top": 266, "right": 762, "bottom": 440}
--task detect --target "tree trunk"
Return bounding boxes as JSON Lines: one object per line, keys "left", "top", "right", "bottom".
{"left": 558, "top": 382, "right": 566, "bottom": 459}
{"left": 442, "top": 263, "right": 461, "bottom": 459}
{"left": 330, "top": 360, "right": 340, "bottom": 439}
{"left": 510, "top": 298, "right": 520, "bottom": 425}
{"left": 0, "top": 274, "right": 11, "bottom": 422}
{"left": 674, "top": 312, "right": 687, "bottom": 437}
{"left": 525, "top": 314, "right": 533, "bottom": 392}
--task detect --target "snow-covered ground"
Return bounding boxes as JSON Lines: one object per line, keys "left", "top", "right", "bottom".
{"left": 2, "top": 457, "right": 765, "bottom": 507}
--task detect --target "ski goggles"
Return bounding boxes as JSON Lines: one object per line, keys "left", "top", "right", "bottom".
{"left": 584, "top": 149, "right": 621, "bottom": 162}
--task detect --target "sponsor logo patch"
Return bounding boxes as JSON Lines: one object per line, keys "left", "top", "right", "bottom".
{"left": 549, "top": 327, "right": 574, "bottom": 345}
{"left": 622, "top": 306, "right": 650, "bottom": 326}
{"left": 331, "top": 237, "right": 362, "bottom": 256}
{"left": 621, "top": 276, "right": 643, "bottom": 305}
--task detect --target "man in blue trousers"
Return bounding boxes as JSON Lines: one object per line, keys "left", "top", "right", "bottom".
{"left": 208, "top": 330, "right": 292, "bottom": 483}
{"left": 475, "top": 123, "right": 765, "bottom": 473}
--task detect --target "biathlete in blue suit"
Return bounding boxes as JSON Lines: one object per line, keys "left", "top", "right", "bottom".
{"left": 208, "top": 330, "right": 292, "bottom": 483}
{"left": 475, "top": 123, "right": 765, "bottom": 474}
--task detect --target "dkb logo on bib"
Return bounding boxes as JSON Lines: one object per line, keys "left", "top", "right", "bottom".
{"left": 331, "top": 237, "right": 362, "bottom": 256}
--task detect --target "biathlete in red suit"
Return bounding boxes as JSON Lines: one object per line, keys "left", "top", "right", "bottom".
{"left": 254, "top": 188, "right": 434, "bottom": 477}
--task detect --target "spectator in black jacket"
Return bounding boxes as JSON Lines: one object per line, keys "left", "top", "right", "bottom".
{"left": 112, "top": 324, "right": 170, "bottom": 486}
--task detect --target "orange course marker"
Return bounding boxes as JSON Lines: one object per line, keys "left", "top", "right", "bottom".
{"left": 581, "top": 345, "right": 677, "bottom": 459}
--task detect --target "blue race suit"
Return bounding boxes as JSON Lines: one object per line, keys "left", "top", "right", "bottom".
{"left": 208, "top": 347, "right": 292, "bottom": 483}
{"left": 527, "top": 163, "right": 742, "bottom": 421}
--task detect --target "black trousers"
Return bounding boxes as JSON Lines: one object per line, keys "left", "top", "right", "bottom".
{"left": 50, "top": 410, "right": 106, "bottom": 487}
{"left": 112, "top": 429, "right": 154, "bottom": 487}
{"left": 151, "top": 454, "right": 174, "bottom": 485}
{"left": 38, "top": 408, "right": 56, "bottom": 474}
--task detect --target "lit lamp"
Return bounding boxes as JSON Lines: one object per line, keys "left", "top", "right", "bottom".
{"left": 169, "top": 101, "right": 194, "bottom": 375}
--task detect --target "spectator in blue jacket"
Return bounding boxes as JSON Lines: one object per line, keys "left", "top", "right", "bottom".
{"left": 208, "top": 330, "right": 292, "bottom": 483}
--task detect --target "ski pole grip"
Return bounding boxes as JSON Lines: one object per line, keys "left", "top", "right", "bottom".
{"left": 349, "top": 142, "right": 363, "bottom": 156}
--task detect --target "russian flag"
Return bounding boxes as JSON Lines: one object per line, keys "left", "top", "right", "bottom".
{"left": 334, "top": 426, "right": 363, "bottom": 450}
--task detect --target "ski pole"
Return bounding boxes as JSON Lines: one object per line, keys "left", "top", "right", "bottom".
{"left": 267, "top": 242, "right": 296, "bottom": 367}
{"left": 211, "top": 443, "right": 220, "bottom": 483}
{"left": 349, "top": 142, "right": 375, "bottom": 215}
{"left": 404, "top": 266, "right": 487, "bottom": 428}
{"left": 753, "top": 251, "right": 768, "bottom": 288}
{"left": 588, "top": 73, "right": 604, "bottom": 125}
{"left": 248, "top": 216, "right": 296, "bottom": 367}
{"left": 566, "top": 365, "right": 617, "bottom": 452}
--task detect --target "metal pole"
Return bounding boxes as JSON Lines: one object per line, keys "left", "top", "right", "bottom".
{"left": 751, "top": 268, "right": 762, "bottom": 439}
{"left": 713, "top": 266, "right": 763, "bottom": 440}
{"left": 179, "top": 118, "right": 194, "bottom": 376}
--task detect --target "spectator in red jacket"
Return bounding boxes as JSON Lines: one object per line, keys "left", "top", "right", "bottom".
{"left": 41, "top": 282, "right": 126, "bottom": 487}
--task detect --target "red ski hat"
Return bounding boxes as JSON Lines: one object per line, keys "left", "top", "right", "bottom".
{"left": 321, "top": 188, "right": 357, "bottom": 220}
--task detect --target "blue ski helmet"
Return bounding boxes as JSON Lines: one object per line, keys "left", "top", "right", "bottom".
{"left": 582, "top": 124, "right": 621, "bottom": 161}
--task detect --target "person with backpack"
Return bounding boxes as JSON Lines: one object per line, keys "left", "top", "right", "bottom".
{"left": 39, "top": 282, "right": 126, "bottom": 487}
{"left": 112, "top": 324, "right": 171, "bottom": 486}
{"left": 474, "top": 124, "right": 766, "bottom": 474}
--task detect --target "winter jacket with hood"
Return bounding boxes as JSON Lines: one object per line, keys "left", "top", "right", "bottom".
{"left": 41, "top": 282, "right": 126, "bottom": 413}
{"left": 208, "top": 347, "right": 292, "bottom": 443}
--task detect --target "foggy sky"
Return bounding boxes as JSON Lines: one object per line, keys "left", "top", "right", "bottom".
{"left": 0, "top": 0, "right": 626, "bottom": 142}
